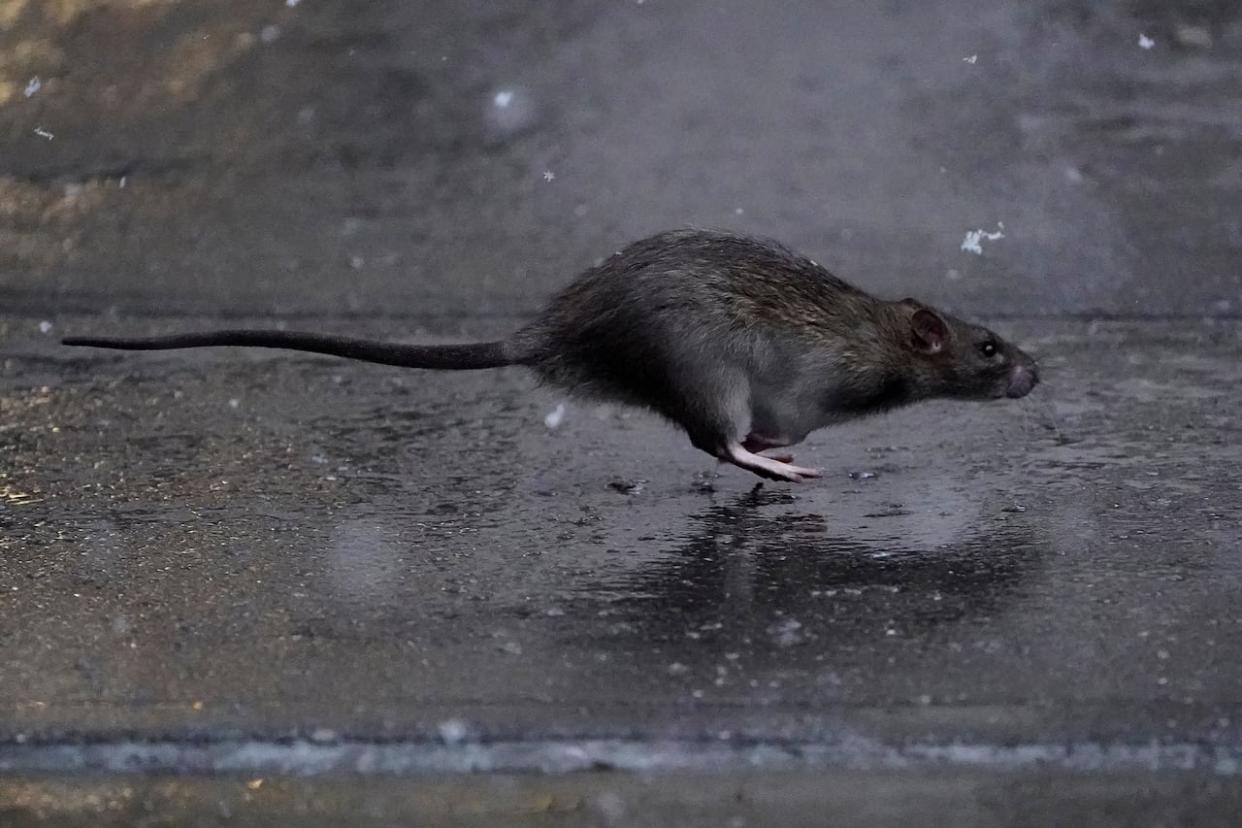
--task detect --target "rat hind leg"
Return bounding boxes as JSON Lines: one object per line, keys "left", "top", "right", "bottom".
{"left": 674, "top": 377, "right": 820, "bottom": 483}
{"left": 742, "top": 433, "right": 797, "bottom": 464}
{"left": 724, "top": 443, "right": 821, "bottom": 482}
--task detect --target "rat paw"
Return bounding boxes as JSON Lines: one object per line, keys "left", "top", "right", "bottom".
{"left": 724, "top": 443, "right": 820, "bottom": 483}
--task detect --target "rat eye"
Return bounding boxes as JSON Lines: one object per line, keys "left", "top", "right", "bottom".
{"left": 979, "top": 341, "right": 998, "bottom": 358}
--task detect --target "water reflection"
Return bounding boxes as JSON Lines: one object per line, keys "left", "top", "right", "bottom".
{"left": 566, "top": 487, "right": 1047, "bottom": 654}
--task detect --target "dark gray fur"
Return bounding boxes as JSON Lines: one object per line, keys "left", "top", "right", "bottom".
{"left": 64, "top": 229, "right": 1039, "bottom": 482}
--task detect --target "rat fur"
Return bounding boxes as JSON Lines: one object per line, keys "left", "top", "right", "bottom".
{"left": 64, "top": 229, "right": 1039, "bottom": 482}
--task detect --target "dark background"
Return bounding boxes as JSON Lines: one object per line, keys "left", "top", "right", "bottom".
{"left": 1, "top": 0, "right": 1239, "bottom": 319}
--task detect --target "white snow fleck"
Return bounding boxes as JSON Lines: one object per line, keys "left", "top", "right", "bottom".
{"left": 23, "top": 76, "right": 41, "bottom": 97}
{"left": 228, "top": 398, "right": 241, "bottom": 409}
{"left": 260, "top": 24, "right": 281, "bottom": 44}
{"left": 33, "top": 127, "right": 54, "bottom": 140}
{"left": 493, "top": 90, "right": 514, "bottom": 108}
{"left": 544, "top": 402, "right": 566, "bottom": 430}
{"left": 286, "top": 0, "right": 301, "bottom": 6}
{"left": 542, "top": 169, "right": 556, "bottom": 182}
{"left": 961, "top": 222, "right": 1006, "bottom": 255}
{"left": 38, "top": 321, "right": 53, "bottom": 334}
{"left": 734, "top": 207, "right": 744, "bottom": 215}
{"left": 1138, "top": 33, "right": 1155, "bottom": 49}
{"left": 963, "top": 54, "right": 978, "bottom": 64}
{"left": 498, "top": 640, "right": 523, "bottom": 656}
{"left": 119, "top": 176, "right": 128, "bottom": 188}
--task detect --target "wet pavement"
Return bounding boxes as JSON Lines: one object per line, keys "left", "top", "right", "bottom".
{"left": 3, "top": 315, "right": 1242, "bottom": 821}
{"left": 2, "top": 0, "right": 1242, "bottom": 822}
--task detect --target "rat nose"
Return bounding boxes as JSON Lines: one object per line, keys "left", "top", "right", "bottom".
{"left": 1006, "top": 364, "right": 1038, "bottom": 398}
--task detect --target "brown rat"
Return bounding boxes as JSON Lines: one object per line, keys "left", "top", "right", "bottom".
{"left": 64, "top": 229, "right": 1039, "bottom": 482}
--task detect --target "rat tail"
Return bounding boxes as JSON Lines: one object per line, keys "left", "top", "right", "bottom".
{"left": 62, "top": 330, "right": 529, "bottom": 370}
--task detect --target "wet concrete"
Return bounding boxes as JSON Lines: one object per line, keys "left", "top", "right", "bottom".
{"left": 2, "top": 317, "right": 1241, "bottom": 762}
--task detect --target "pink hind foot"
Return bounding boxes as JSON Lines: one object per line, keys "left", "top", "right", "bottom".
{"left": 724, "top": 443, "right": 821, "bottom": 483}
{"left": 742, "top": 434, "right": 797, "bottom": 465}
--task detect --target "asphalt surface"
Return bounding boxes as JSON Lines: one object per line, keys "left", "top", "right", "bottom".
{"left": 2, "top": 0, "right": 1242, "bottom": 824}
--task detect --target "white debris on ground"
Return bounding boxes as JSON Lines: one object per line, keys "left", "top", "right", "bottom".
{"left": 768, "top": 618, "right": 804, "bottom": 648}
{"left": 1138, "top": 33, "right": 1155, "bottom": 49}
{"left": 228, "top": 398, "right": 241, "bottom": 409}
{"left": 437, "top": 719, "right": 470, "bottom": 745}
{"left": 33, "top": 127, "right": 53, "bottom": 140}
{"left": 260, "top": 24, "right": 281, "bottom": 43}
{"left": 38, "top": 321, "right": 53, "bottom": 334}
{"left": 493, "top": 90, "right": 514, "bottom": 108}
{"left": 542, "top": 169, "right": 555, "bottom": 182}
{"left": 285, "top": 0, "right": 301, "bottom": 6}
{"left": 961, "top": 222, "right": 1006, "bottom": 255}
{"left": 23, "top": 77, "right": 41, "bottom": 97}
{"left": 544, "top": 402, "right": 566, "bottom": 430}
{"left": 963, "top": 54, "right": 978, "bottom": 64}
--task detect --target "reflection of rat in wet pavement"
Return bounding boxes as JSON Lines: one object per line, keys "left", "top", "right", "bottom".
{"left": 65, "top": 229, "right": 1039, "bottom": 482}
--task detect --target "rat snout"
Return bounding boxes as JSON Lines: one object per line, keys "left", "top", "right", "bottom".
{"left": 1006, "top": 361, "right": 1039, "bottom": 399}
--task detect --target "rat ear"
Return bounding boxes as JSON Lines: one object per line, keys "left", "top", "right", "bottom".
{"left": 910, "top": 308, "right": 948, "bottom": 353}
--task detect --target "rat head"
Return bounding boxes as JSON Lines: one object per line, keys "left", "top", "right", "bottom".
{"left": 898, "top": 300, "right": 1039, "bottom": 401}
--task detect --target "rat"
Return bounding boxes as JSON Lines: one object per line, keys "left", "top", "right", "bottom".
{"left": 64, "top": 229, "right": 1039, "bottom": 482}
